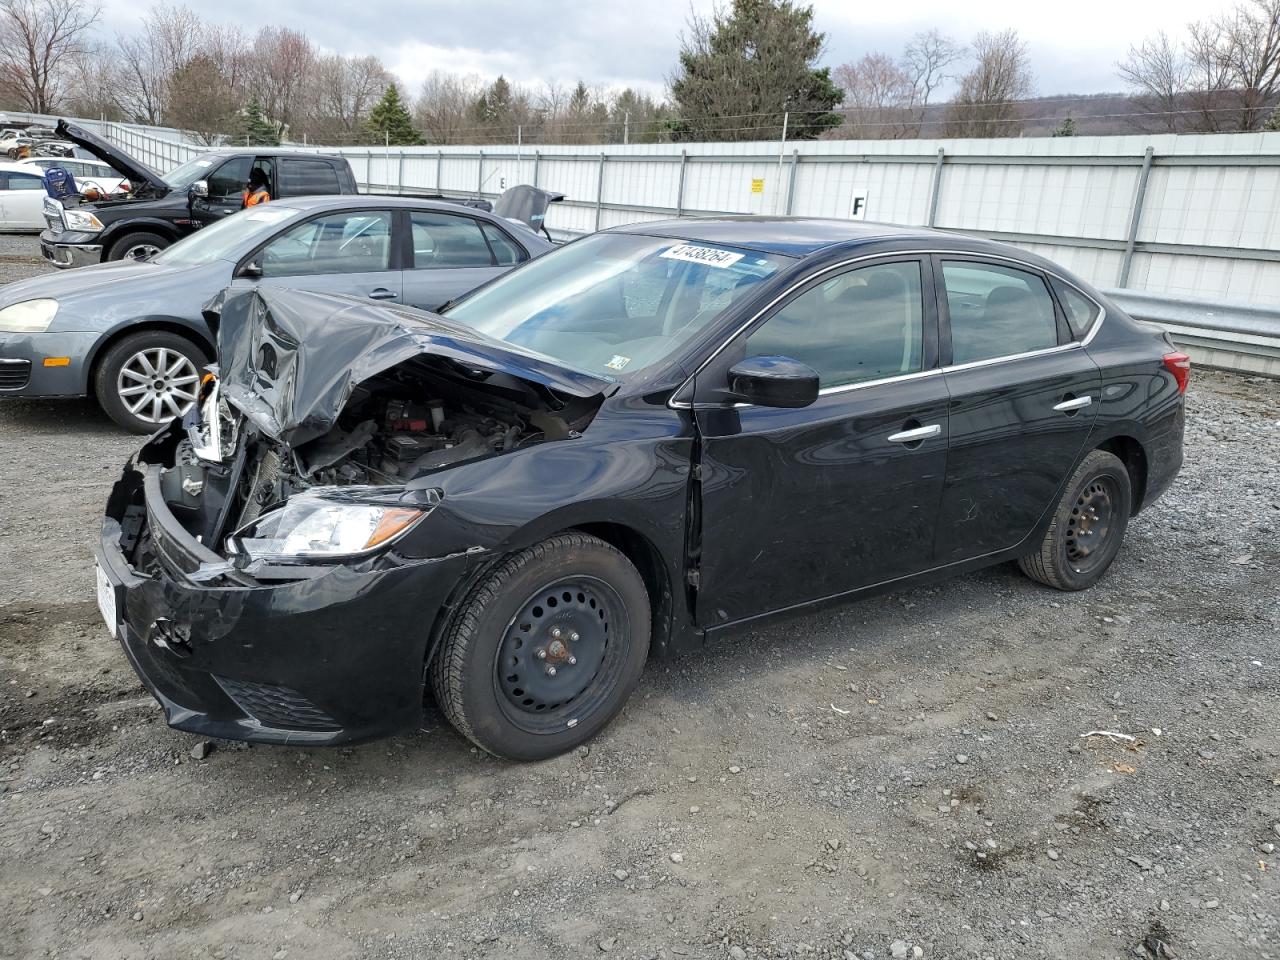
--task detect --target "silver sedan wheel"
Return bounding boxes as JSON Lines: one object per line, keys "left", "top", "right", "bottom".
{"left": 116, "top": 347, "right": 199, "bottom": 425}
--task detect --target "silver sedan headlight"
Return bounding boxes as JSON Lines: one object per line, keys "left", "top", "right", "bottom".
{"left": 0, "top": 299, "right": 58, "bottom": 333}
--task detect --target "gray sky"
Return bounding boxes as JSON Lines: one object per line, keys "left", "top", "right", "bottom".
{"left": 105, "top": 0, "right": 1241, "bottom": 101}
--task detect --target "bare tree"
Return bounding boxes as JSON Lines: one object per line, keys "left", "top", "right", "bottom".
{"left": 945, "top": 29, "right": 1035, "bottom": 138}
{"left": 1217, "top": 0, "right": 1280, "bottom": 129}
{"left": 903, "top": 29, "right": 964, "bottom": 107}
{"left": 302, "top": 53, "right": 390, "bottom": 143}
{"left": 832, "top": 53, "right": 915, "bottom": 138}
{"left": 0, "top": 0, "right": 101, "bottom": 113}
{"left": 115, "top": 4, "right": 203, "bottom": 123}
{"left": 247, "top": 26, "right": 314, "bottom": 137}
{"left": 415, "top": 71, "right": 486, "bottom": 144}
{"left": 1117, "top": 32, "right": 1191, "bottom": 131}
{"left": 63, "top": 41, "right": 127, "bottom": 120}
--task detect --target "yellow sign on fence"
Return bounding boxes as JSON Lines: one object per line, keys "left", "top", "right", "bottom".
{"left": 751, "top": 178, "right": 765, "bottom": 194}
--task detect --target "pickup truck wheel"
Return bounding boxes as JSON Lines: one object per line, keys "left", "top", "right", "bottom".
{"left": 94, "top": 330, "right": 208, "bottom": 433}
{"left": 108, "top": 231, "right": 168, "bottom": 262}
{"left": 430, "top": 533, "right": 650, "bottom": 761}
{"left": 1017, "top": 450, "right": 1132, "bottom": 591}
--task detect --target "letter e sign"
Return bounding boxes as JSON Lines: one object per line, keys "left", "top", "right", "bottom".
{"left": 849, "top": 189, "right": 869, "bottom": 221}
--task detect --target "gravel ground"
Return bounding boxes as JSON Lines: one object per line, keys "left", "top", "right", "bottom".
{"left": 1, "top": 233, "right": 1278, "bottom": 960}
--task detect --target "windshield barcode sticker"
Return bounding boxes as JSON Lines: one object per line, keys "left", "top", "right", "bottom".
{"left": 660, "top": 244, "right": 744, "bottom": 268}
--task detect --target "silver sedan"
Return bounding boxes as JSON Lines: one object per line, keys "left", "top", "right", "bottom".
{"left": 0, "top": 193, "right": 554, "bottom": 431}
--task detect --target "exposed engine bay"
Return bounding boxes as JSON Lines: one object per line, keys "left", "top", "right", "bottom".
{"left": 160, "top": 357, "right": 599, "bottom": 550}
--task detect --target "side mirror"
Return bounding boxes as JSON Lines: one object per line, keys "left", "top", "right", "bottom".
{"left": 188, "top": 179, "right": 209, "bottom": 200}
{"left": 726, "top": 355, "right": 820, "bottom": 408}
{"left": 239, "top": 259, "right": 262, "bottom": 279}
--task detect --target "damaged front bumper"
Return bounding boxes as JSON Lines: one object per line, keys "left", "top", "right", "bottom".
{"left": 96, "top": 443, "right": 474, "bottom": 746}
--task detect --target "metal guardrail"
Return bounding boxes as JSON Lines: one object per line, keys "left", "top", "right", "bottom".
{"left": 1104, "top": 290, "right": 1280, "bottom": 377}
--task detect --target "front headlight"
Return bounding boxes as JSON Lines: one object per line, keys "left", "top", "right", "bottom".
{"left": 62, "top": 207, "right": 104, "bottom": 232}
{"left": 0, "top": 298, "right": 58, "bottom": 333}
{"left": 230, "top": 490, "right": 428, "bottom": 561}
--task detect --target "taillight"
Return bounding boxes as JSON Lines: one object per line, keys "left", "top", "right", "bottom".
{"left": 1163, "top": 352, "right": 1191, "bottom": 394}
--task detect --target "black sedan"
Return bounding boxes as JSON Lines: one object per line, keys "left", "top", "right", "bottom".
{"left": 96, "top": 218, "right": 1188, "bottom": 760}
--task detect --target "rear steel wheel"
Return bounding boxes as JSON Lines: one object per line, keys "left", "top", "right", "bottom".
{"left": 1018, "top": 449, "right": 1132, "bottom": 591}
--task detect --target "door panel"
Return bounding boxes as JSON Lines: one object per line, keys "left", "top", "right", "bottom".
{"left": 694, "top": 256, "right": 946, "bottom": 625}
{"left": 935, "top": 255, "right": 1100, "bottom": 564}
{"left": 401, "top": 210, "right": 506, "bottom": 311}
{"left": 254, "top": 209, "right": 402, "bottom": 303}
{"left": 401, "top": 265, "right": 504, "bottom": 312}
{"left": 696, "top": 376, "right": 950, "bottom": 624}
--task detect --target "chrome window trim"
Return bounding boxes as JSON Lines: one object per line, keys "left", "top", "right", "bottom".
{"left": 941, "top": 340, "right": 1082, "bottom": 374}
{"left": 668, "top": 248, "right": 1106, "bottom": 411}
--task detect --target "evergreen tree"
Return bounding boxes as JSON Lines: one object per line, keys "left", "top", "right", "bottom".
{"left": 1052, "top": 115, "right": 1077, "bottom": 137}
{"left": 365, "top": 84, "right": 422, "bottom": 145}
{"left": 1266, "top": 103, "right": 1280, "bottom": 132}
{"left": 239, "top": 96, "right": 279, "bottom": 146}
{"left": 669, "top": 0, "right": 843, "bottom": 141}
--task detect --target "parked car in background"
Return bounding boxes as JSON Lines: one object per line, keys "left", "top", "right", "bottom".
{"left": 38, "top": 120, "right": 362, "bottom": 266}
{"left": 0, "top": 161, "right": 50, "bottom": 230}
{"left": 21, "top": 157, "right": 130, "bottom": 197}
{"left": 93, "top": 219, "right": 1186, "bottom": 760}
{"left": 0, "top": 193, "right": 557, "bottom": 430}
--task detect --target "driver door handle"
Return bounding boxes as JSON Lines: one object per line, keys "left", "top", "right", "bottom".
{"left": 1053, "top": 395, "right": 1093, "bottom": 412}
{"left": 887, "top": 423, "right": 942, "bottom": 443}
{"left": 368, "top": 288, "right": 398, "bottom": 301}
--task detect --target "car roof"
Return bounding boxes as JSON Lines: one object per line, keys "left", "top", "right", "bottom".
{"left": 278, "top": 194, "right": 504, "bottom": 216}
{"left": 0, "top": 160, "right": 43, "bottom": 174}
{"left": 607, "top": 216, "right": 957, "bottom": 257}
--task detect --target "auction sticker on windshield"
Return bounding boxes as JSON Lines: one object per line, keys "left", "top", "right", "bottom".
{"left": 95, "top": 563, "right": 117, "bottom": 639}
{"left": 660, "top": 244, "right": 744, "bottom": 268}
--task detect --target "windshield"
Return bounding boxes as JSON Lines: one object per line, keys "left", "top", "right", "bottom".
{"left": 443, "top": 233, "right": 788, "bottom": 379}
{"left": 163, "top": 156, "right": 218, "bottom": 189}
{"left": 154, "top": 206, "right": 297, "bottom": 266}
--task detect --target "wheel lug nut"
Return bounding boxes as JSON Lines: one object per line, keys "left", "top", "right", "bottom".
{"left": 550, "top": 627, "right": 562, "bottom": 639}
{"left": 570, "top": 632, "right": 580, "bottom": 642}
{"left": 568, "top": 655, "right": 577, "bottom": 665}
{"left": 535, "top": 648, "right": 547, "bottom": 660}
{"left": 545, "top": 665, "right": 557, "bottom": 676}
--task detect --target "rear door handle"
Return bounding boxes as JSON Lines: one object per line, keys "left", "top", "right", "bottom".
{"left": 368, "top": 288, "right": 397, "bottom": 300}
{"left": 887, "top": 423, "right": 942, "bottom": 444}
{"left": 1053, "top": 395, "right": 1093, "bottom": 412}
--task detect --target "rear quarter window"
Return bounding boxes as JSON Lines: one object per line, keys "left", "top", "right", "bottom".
{"left": 278, "top": 159, "right": 342, "bottom": 197}
{"left": 1050, "top": 277, "right": 1102, "bottom": 340}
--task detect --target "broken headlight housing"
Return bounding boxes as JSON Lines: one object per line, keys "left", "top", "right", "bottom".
{"left": 228, "top": 489, "right": 429, "bottom": 562}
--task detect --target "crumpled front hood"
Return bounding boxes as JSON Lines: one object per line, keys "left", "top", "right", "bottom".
{"left": 209, "top": 287, "right": 613, "bottom": 446}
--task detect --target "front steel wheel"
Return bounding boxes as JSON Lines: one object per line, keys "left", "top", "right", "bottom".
{"left": 1018, "top": 449, "right": 1132, "bottom": 591}
{"left": 431, "top": 533, "right": 650, "bottom": 760}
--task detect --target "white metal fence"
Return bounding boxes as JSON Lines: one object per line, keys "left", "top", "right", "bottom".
{"left": 89, "top": 121, "right": 1280, "bottom": 312}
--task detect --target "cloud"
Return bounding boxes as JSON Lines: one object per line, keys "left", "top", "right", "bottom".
{"left": 98, "top": 0, "right": 1242, "bottom": 103}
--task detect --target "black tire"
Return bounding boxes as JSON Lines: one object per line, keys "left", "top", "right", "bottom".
{"left": 1018, "top": 449, "right": 1132, "bottom": 591}
{"left": 107, "top": 231, "right": 169, "bottom": 262}
{"left": 430, "top": 532, "right": 651, "bottom": 761}
{"left": 93, "top": 330, "right": 208, "bottom": 433}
